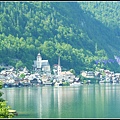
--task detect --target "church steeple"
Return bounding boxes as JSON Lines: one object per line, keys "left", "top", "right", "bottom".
{"left": 37, "top": 53, "right": 42, "bottom": 69}
{"left": 57, "top": 55, "right": 61, "bottom": 76}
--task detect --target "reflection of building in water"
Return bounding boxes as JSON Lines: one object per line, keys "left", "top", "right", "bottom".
{"left": 36, "top": 88, "right": 42, "bottom": 118}
{"left": 57, "top": 88, "right": 62, "bottom": 117}
{"left": 54, "top": 87, "right": 76, "bottom": 117}
{"left": 32, "top": 53, "right": 51, "bottom": 76}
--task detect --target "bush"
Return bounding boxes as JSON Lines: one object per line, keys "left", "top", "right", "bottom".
{"left": 0, "top": 81, "right": 14, "bottom": 118}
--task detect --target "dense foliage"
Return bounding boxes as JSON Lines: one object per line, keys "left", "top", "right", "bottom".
{"left": 79, "top": 1, "right": 120, "bottom": 36}
{"left": 0, "top": 1, "right": 120, "bottom": 75}
{"left": 79, "top": 1, "right": 120, "bottom": 56}
{"left": 0, "top": 81, "right": 14, "bottom": 118}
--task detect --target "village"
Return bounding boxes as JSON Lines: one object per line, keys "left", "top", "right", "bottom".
{"left": 0, "top": 53, "right": 120, "bottom": 88}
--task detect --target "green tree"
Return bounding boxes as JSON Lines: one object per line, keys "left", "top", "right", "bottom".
{"left": 15, "top": 60, "right": 24, "bottom": 69}
{"left": 19, "top": 73, "right": 25, "bottom": 79}
{"left": 0, "top": 81, "right": 14, "bottom": 118}
{"left": 69, "top": 69, "right": 75, "bottom": 75}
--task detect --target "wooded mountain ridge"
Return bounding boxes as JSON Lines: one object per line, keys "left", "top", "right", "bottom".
{"left": 0, "top": 1, "right": 120, "bottom": 75}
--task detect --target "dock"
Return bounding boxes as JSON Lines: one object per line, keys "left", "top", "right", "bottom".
{"left": 8, "top": 109, "right": 18, "bottom": 116}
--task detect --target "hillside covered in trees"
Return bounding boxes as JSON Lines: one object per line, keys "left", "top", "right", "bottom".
{"left": 0, "top": 1, "right": 120, "bottom": 75}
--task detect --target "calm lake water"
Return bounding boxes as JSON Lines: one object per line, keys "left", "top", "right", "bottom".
{"left": 2, "top": 83, "right": 120, "bottom": 119}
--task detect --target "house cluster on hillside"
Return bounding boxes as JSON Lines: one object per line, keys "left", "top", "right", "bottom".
{"left": 0, "top": 52, "right": 120, "bottom": 87}
{"left": 81, "top": 69, "right": 120, "bottom": 83}
{"left": 0, "top": 53, "right": 77, "bottom": 87}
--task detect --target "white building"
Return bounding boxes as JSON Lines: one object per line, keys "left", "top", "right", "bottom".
{"left": 32, "top": 53, "right": 51, "bottom": 76}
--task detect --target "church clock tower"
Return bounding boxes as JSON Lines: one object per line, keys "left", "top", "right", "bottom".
{"left": 37, "top": 53, "right": 42, "bottom": 69}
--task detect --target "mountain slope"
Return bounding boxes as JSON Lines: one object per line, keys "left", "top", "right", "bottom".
{"left": 79, "top": 1, "right": 120, "bottom": 55}
{"left": 0, "top": 1, "right": 120, "bottom": 74}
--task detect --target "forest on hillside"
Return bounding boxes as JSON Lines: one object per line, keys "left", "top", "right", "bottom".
{"left": 79, "top": 1, "right": 120, "bottom": 36}
{"left": 0, "top": 1, "right": 120, "bottom": 75}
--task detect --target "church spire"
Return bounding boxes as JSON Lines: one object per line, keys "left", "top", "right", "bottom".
{"left": 58, "top": 55, "right": 61, "bottom": 76}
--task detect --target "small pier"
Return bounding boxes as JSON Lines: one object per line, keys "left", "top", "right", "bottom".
{"left": 8, "top": 109, "right": 18, "bottom": 116}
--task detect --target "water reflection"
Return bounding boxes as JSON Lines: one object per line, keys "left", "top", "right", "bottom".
{"left": 2, "top": 84, "right": 120, "bottom": 118}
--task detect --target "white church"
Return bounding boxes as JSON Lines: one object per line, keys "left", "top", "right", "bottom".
{"left": 32, "top": 53, "right": 51, "bottom": 76}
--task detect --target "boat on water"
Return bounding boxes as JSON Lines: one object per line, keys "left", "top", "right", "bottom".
{"left": 54, "top": 81, "right": 63, "bottom": 87}
{"left": 43, "top": 81, "right": 54, "bottom": 86}
{"left": 70, "top": 81, "right": 81, "bottom": 86}
{"left": 99, "top": 80, "right": 105, "bottom": 84}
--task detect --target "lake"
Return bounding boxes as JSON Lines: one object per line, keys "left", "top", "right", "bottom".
{"left": 2, "top": 83, "right": 120, "bottom": 119}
